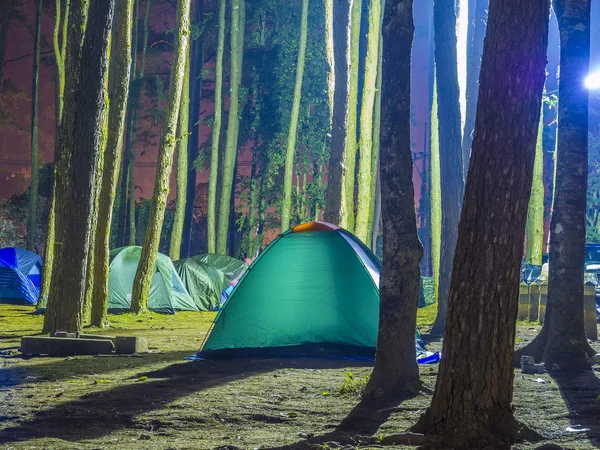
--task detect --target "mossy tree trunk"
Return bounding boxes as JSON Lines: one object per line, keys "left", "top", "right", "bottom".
{"left": 207, "top": 0, "right": 226, "bottom": 253}
{"left": 525, "top": 113, "right": 545, "bottom": 265}
{"left": 354, "top": 0, "right": 381, "bottom": 243}
{"left": 324, "top": 0, "right": 334, "bottom": 130}
{"left": 430, "top": 0, "right": 465, "bottom": 336}
{"left": 324, "top": 0, "right": 353, "bottom": 227}
{"left": 216, "top": 0, "right": 245, "bottom": 254}
{"left": 364, "top": 0, "right": 422, "bottom": 400}
{"left": 280, "top": 0, "right": 309, "bottom": 232}
{"left": 27, "top": 0, "right": 42, "bottom": 252}
{"left": 516, "top": 0, "right": 595, "bottom": 372}
{"left": 43, "top": 0, "right": 115, "bottom": 334}
{"left": 90, "top": 0, "right": 135, "bottom": 328}
{"left": 414, "top": 0, "right": 549, "bottom": 445}
{"left": 131, "top": 0, "right": 191, "bottom": 313}
{"left": 39, "top": 0, "right": 70, "bottom": 309}
{"left": 170, "top": 48, "right": 190, "bottom": 261}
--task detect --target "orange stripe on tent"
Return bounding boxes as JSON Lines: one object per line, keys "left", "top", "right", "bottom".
{"left": 292, "top": 221, "right": 340, "bottom": 233}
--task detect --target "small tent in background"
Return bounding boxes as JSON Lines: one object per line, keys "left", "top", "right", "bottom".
{"left": 0, "top": 247, "right": 43, "bottom": 305}
{"left": 174, "top": 254, "right": 247, "bottom": 311}
{"left": 108, "top": 246, "right": 198, "bottom": 314}
{"left": 198, "top": 222, "right": 381, "bottom": 358}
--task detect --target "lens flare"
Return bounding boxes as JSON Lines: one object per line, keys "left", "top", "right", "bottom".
{"left": 585, "top": 71, "right": 600, "bottom": 90}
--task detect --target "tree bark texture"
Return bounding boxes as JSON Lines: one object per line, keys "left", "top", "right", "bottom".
{"left": 281, "top": 0, "right": 309, "bottom": 232}
{"left": 216, "top": 0, "right": 245, "bottom": 255}
{"left": 363, "top": 0, "right": 422, "bottom": 400}
{"left": 28, "top": 0, "right": 42, "bottom": 252}
{"left": 91, "top": 0, "right": 135, "bottom": 327}
{"left": 131, "top": 0, "right": 191, "bottom": 313}
{"left": 207, "top": 0, "right": 226, "bottom": 253}
{"left": 354, "top": 0, "right": 381, "bottom": 244}
{"left": 181, "top": 0, "right": 204, "bottom": 258}
{"left": 416, "top": 0, "right": 550, "bottom": 446}
{"left": 324, "top": 0, "right": 353, "bottom": 227}
{"left": 43, "top": 0, "right": 115, "bottom": 334}
{"left": 324, "top": 0, "right": 335, "bottom": 130}
{"left": 430, "top": 0, "right": 466, "bottom": 335}
{"left": 516, "top": 0, "right": 594, "bottom": 372}
{"left": 525, "top": 113, "right": 545, "bottom": 265}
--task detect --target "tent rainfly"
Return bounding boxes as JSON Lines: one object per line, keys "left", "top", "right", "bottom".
{"left": 0, "top": 247, "right": 42, "bottom": 305}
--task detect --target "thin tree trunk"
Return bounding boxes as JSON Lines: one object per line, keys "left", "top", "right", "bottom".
{"left": 516, "top": 0, "right": 595, "bottom": 371}
{"left": 170, "top": 48, "right": 190, "bottom": 261}
{"left": 324, "top": 0, "right": 353, "bottom": 227}
{"left": 181, "top": 0, "right": 204, "bottom": 258}
{"left": 414, "top": 0, "right": 549, "bottom": 445}
{"left": 43, "top": 0, "right": 115, "bottom": 334}
{"left": 324, "top": 0, "right": 334, "bottom": 130}
{"left": 131, "top": 0, "right": 191, "bottom": 313}
{"left": 207, "top": 0, "right": 226, "bottom": 253}
{"left": 430, "top": 74, "right": 441, "bottom": 299}
{"left": 0, "top": 0, "right": 13, "bottom": 99}
{"left": 461, "top": 0, "right": 488, "bottom": 177}
{"left": 91, "top": 0, "right": 135, "bottom": 327}
{"left": 281, "top": 0, "right": 309, "bottom": 232}
{"left": 28, "top": 0, "right": 42, "bottom": 252}
{"left": 354, "top": 0, "right": 381, "bottom": 243}
{"left": 525, "top": 113, "right": 545, "bottom": 265}
{"left": 216, "top": 0, "right": 245, "bottom": 254}
{"left": 430, "top": 0, "right": 465, "bottom": 335}
{"left": 364, "top": 0, "right": 422, "bottom": 399}
{"left": 39, "top": 0, "right": 71, "bottom": 309}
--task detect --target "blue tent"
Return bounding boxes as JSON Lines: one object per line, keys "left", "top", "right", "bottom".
{"left": 0, "top": 247, "right": 42, "bottom": 305}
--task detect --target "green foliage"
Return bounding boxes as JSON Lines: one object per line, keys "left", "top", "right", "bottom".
{"left": 336, "top": 371, "right": 370, "bottom": 396}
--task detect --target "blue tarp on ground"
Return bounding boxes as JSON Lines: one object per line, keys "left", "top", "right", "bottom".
{"left": 0, "top": 247, "right": 42, "bottom": 305}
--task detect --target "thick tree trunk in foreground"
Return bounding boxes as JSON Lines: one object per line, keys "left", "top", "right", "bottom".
{"left": 363, "top": 0, "right": 422, "bottom": 400}
{"left": 91, "top": 0, "right": 135, "bottom": 327}
{"left": 43, "top": 0, "right": 115, "bottom": 334}
{"left": 354, "top": 0, "right": 381, "bottom": 244}
{"left": 131, "top": 0, "right": 191, "bottom": 313}
{"left": 430, "top": 0, "right": 465, "bottom": 335}
{"left": 525, "top": 114, "right": 545, "bottom": 265}
{"left": 216, "top": 0, "right": 245, "bottom": 255}
{"left": 516, "top": 0, "right": 594, "bottom": 371}
{"left": 280, "top": 0, "right": 309, "bottom": 232}
{"left": 28, "top": 0, "right": 42, "bottom": 252}
{"left": 415, "top": 0, "right": 549, "bottom": 447}
{"left": 181, "top": 0, "right": 204, "bottom": 258}
{"left": 324, "top": 0, "right": 353, "bottom": 227}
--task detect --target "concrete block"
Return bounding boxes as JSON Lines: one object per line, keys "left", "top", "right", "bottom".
{"left": 521, "top": 355, "right": 545, "bottom": 374}
{"left": 115, "top": 337, "right": 148, "bottom": 354}
{"left": 20, "top": 337, "right": 114, "bottom": 356}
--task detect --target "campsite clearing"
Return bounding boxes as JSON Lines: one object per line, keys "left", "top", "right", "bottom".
{"left": 1, "top": 304, "right": 599, "bottom": 449}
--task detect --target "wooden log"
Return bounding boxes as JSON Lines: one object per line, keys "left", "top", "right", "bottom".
{"left": 584, "top": 282, "right": 597, "bottom": 341}
{"left": 528, "top": 283, "right": 540, "bottom": 323}
{"left": 20, "top": 337, "right": 115, "bottom": 356}
{"left": 518, "top": 283, "right": 529, "bottom": 321}
{"left": 539, "top": 282, "right": 548, "bottom": 325}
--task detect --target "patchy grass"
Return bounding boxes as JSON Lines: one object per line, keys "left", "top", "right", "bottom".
{"left": 416, "top": 303, "right": 437, "bottom": 331}
{"left": 1, "top": 304, "right": 599, "bottom": 449}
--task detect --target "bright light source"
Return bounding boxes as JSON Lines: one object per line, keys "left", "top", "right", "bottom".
{"left": 585, "top": 71, "right": 600, "bottom": 90}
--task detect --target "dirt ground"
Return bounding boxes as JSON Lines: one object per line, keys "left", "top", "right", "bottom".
{"left": 1, "top": 304, "right": 599, "bottom": 450}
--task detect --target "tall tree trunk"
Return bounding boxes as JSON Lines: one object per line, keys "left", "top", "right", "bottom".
{"left": 430, "top": 75, "right": 441, "bottom": 299}
{"left": 91, "top": 0, "right": 135, "bottom": 327}
{"left": 207, "top": 0, "right": 226, "bottom": 253}
{"left": 516, "top": 0, "right": 594, "bottom": 371}
{"left": 324, "top": 0, "right": 335, "bottom": 130}
{"left": 354, "top": 0, "right": 381, "bottom": 243}
{"left": 170, "top": 48, "right": 190, "bottom": 261}
{"left": 216, "top": 0, "right": 245, "bottom": 254}
{"left": 525, "top": 113, "right": 545, "bottom": 265}
{"left": 131, "top": 0, "right": 191, "bottom": 313}
{"left": 43, "top": 0, "right": 115, "bottom": 334}
{"left": 430, "top": 0, "right": 465, "bottom": 335}
{"left": 181, "top": 0, "right": 204, "bottom": 258}
{"left": 414, "top": 0, "right": 549, "bottom": 446}
{"left": 28, "top": 0, "right": 42, "bottom": 252}
{"left": 364, "top": 0, "right": 422, "bottom": 399}
{"left": 0, "top": 0, "right": 12, "bottom": 99}
{"left": 324, "top": 0, "right": 353, "bottom": 227}
{"left": 343, "top": 0, "right": 362, "bottom": 232}
{"left": 39, "top": 0, "right": 71, "bottom": 309}
{"left": 280, "top": 0, "right": 309, "bottom": 232}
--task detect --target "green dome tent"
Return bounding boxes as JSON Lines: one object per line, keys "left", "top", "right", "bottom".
{"left": 173, "top": 259, "right": 226, "bottom": 311}
{"left": 191, "top": 254, "right": 247, "bottom": 286}
{"left": 198, "top": 222, "right": 382, "bottom": 358}
{"left": 108, "top": 246, "right": 198, "bottom": 314}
